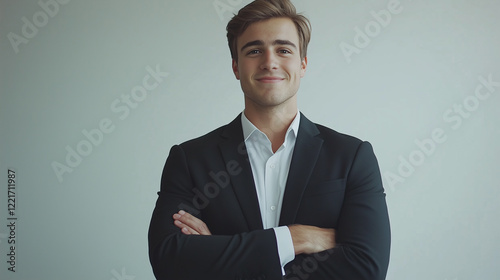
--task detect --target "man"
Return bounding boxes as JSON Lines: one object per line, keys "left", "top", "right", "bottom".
{"left": 148, "top": 0, "right": 391, "bottom": 279}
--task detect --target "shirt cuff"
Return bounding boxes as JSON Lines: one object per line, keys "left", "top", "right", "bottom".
{"left": 273, "top": 226, "right": 295, "bottom": 275}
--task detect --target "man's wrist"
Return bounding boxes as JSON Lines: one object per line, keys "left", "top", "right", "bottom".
{"left": 288, "top": 224, "right": 307, "bottom": 255}
{"left": 288, "top": 224, "right": 336, "bottom": 255}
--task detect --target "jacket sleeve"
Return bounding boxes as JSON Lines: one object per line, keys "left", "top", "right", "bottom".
{"left": 148, "top": 145, "right": 284, "bottom": 280}
{"left": 284, "top": 141, "right": 391, "bottom": 280}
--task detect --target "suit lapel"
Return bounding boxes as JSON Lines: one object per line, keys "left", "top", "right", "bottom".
{"left": 279, "top": 114, "right": 323, "bottom": 226}
{"left": 219, "top": 115, "right": 264, "bottom": 230}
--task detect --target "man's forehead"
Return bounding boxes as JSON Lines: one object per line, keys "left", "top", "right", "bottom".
{"left": 237, "top": 18, "right": 299, "bottom": 49}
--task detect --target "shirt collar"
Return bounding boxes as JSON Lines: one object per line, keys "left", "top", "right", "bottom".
{"left": 241, "top": 111, "right": 301, "bottom": 142}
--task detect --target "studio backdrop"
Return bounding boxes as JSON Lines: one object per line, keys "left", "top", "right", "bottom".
{"left": 1, "top": 0, "right": 499, "bottom": 279}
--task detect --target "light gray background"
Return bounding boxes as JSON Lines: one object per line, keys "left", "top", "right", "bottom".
{"left": 1, "top": 0, "right": 499, "bottom": 279}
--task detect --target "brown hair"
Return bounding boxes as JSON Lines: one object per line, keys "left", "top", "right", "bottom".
{"left": 226, "top": 0, "right": 311, "bottom": 61}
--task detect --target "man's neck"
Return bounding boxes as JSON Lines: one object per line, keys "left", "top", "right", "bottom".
{"left": 244, "top": 104, "right": 297, "bottom": 153}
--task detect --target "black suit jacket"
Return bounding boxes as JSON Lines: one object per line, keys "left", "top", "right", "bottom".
{"left": 148, "top": 113, "right": 391, "bottom": 280}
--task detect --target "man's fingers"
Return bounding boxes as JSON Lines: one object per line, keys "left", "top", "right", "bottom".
{"left": 174, "top": 220, "right": 200, "bottom": 235}
{"left": 172, "top": 210, "right": 212, "bottom": 235}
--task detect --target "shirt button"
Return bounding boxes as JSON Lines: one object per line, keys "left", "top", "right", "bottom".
{"left": 270, "top": 164, "right": 275, "bottom": 169}
{"left": 270, "top": 206, "right": 276, "bottom": 211}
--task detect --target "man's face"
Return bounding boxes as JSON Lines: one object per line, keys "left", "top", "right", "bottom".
{"left": 232, "top": 17, "right": 307, "bottom": 111}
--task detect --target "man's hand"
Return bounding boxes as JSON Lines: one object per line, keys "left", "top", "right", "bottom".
{"left": 288, "top": 225, "right": 336, "bottom": 255}
{"left": 173, "top": 210, "right": 212, "bottom": 235}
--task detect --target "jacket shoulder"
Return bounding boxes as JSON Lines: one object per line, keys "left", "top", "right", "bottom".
{"left": 314, "top": 123, "right": 364, "bottom": 146}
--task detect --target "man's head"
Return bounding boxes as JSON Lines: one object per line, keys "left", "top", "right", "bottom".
{"left": 226, "top": 0, "right": 311, "bottom": 62}
{"left": 226, "top": 0, "right": 312, "bottom": 112}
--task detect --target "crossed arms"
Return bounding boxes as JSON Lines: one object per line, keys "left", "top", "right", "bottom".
{"left": 148, "top": 141, "right": 391, "bottom": 280}
{"left": 173, "top": 210, "right": 336, "bottom": 255}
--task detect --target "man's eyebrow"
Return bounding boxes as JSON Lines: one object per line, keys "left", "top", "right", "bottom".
{"left": 273, "top": 40, "right": 297, "bottom": 49}
{"left": 240, "top": 39, "right": 297, "bottom": 52}
{"left": 240, "top": 40, "right": 264, "bottom": 52}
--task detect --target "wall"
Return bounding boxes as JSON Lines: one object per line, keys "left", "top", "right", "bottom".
{"left": 1, "top": 0, "right": 499, "bottom": 279}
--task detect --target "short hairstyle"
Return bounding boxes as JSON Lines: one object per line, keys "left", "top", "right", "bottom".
{"left": 226, "top": 0, "right": 311, "bottom": 61}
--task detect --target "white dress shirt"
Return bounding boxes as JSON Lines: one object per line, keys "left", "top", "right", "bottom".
{"left": 241, "top": 111, "right": 298, "bottom": 272}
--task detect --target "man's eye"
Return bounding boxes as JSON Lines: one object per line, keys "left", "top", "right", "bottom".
{"left": 279, "top": 49, "right": 291, "bottom": 54}
{"left": 247, "top": 50, "right": 260, "bottom": 55}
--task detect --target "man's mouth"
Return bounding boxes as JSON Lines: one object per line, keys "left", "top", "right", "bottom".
{"left": 256, "top": 76, "right": 285, "bottom": 83}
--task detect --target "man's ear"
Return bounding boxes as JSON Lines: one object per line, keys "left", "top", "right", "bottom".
{"left": 232, "top": 59, "right": 240, "bottom": 80}
{"left": 300, "top": 56, "right": 308, "bottom": 78}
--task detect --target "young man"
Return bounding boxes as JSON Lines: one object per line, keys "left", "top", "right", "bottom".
{"left": 148, "top": 0, "right": 391, "bottom": 279}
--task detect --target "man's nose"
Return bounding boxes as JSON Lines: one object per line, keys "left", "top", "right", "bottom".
{"left": 260, "top": 51, "right": 278, "bottom": 70}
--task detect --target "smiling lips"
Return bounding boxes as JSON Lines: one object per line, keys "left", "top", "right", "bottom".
{"left": 256, "top": 76, "right": 285, "bottom": 83}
